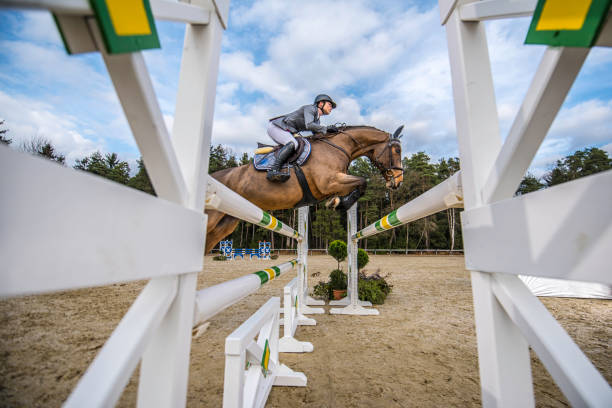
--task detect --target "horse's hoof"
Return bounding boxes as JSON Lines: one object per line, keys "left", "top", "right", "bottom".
{"left": 325, "top": 197, "right": 340, "bottom": 209}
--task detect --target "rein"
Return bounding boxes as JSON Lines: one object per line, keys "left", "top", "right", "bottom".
{"left": 311, "top": 127, "right": 402, "bottom": 179}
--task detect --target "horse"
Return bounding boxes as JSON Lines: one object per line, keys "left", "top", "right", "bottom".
{"left": 205, "top": 125, "right": 404, "bottom": 253}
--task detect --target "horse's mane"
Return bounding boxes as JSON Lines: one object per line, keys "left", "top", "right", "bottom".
{"left": 340, "top": 125, "right": 382, "bottom": 132}
{"left": 311, "top": 125, "right": 384, "bottom": 138}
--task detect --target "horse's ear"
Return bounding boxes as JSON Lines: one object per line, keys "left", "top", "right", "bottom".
{"left": 392, "top": 125, "right": 404, "bottom": 139}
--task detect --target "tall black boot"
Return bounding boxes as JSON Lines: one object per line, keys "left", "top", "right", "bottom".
{"left": 266, "top": 143, "right": 295, "bottom": 182}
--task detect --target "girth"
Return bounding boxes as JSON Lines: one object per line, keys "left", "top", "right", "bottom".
{"left": 292, "top": 164, "right": 319, "bottom": 207}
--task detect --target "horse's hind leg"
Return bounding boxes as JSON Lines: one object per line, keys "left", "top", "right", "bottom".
{"left": 204, "top": 211, "right": 240, "bottom": 254}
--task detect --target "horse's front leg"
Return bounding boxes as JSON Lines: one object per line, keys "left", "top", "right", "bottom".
{"left": 323, "top": 173, "right": 367, "bottom": 210}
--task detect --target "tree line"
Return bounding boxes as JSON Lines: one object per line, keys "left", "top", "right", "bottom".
{"left": 3, "top": 121, "right": 610, "bottom": 251}
{"left": 208, "top": 143, "right": 611, "bottom": 251}
{"left": 1, "top": 122, "right": 155, "bottom": 196}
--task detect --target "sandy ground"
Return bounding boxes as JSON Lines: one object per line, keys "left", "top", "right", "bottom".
{"left": 1, "top": 255, "right": 610, "bottom": 407}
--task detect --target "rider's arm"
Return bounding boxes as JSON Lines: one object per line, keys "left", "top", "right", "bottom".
{"left": 303, "top": 105, "right": 327, "bottom": 134}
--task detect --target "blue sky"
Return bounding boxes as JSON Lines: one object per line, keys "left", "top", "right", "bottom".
{"left": 1, "top": 0, "right": 611, "bottom": 177}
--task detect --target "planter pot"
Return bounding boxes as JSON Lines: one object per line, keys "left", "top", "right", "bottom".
{"left": 332, "top": 289, "right": 347, "bottom": 300}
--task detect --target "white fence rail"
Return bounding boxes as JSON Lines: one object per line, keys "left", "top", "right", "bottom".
{"left": 223, "top": 297, "right": 306, "bottom": 408}
{"left": 278, "top": 278, "right": 314, "bottom": 353}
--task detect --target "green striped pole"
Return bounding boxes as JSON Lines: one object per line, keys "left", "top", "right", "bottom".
{"left": 193, "top": 260, "right": 297, "bottom": 326}
{"left": 354, "top": 172, "right": 463, "bottom": 240}
{"left": 205, "top": 176, "right": 301, "bottom": 241}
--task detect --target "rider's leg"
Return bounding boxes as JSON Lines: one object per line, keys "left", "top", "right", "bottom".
{"left": 267, "top": 143, "right": 295, "bottom": 182}
{"left": 266, "top": 122, "right": 298, "bottom": 148}
{"left": 266, "top": 123, "right": 298, "bottom": 182}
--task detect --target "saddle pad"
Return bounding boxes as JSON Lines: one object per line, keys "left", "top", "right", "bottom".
{"left": 253, "top": 138, "right": 311, "bottom": 171}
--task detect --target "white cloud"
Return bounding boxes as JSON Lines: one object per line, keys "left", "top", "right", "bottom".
{"left": 0, "top": 90, "right": 100, "bottom": 164}
{"left": 548, "top": 99, "right": 612, "bottom": 148}
{"left": 16, "top": 10, "right": 63, "bottom": 45}
{"left": 1, "top": 3, "right": 610, "bottom": 176}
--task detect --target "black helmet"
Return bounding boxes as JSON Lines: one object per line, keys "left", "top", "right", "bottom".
{"left": 314, "top": 94, "right": 337, "bottom": 109}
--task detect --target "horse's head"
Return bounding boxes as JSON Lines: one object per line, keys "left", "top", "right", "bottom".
{"left": 366, "top": 125, "right": 404, "bottom": 190}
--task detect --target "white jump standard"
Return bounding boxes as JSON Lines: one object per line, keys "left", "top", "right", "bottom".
{"left": 223, "top": 297, "right": 307, "bottom": 408}
{"left": 296, "top": 206, "right": 325, "bottom": 315}
{"left": 329, "top": 203, "right": 378, "bottom": 315}
{"left": 279, "top": 277, "right": 315, "bottom": 353}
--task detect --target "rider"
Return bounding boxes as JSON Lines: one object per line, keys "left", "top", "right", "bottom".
{"left": 266, "top": 94, "right": 338, "bottom": 182}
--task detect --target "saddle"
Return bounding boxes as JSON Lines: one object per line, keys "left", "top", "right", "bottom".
{"left": 252, "top": 137, "right": 311, "bottom": 171}
{"left": 252, "top": 137, "right": 317, "bottom": 207}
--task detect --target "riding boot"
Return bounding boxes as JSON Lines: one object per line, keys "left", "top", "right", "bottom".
{"left": 267, "top": 143, "right": 295, "bottom": 182}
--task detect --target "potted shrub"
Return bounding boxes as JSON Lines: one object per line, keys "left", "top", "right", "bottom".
{"left": 329, "top": 268, "right": 347, "bottom": 300}
{"left": 328, "top": 240, "right": 348, "bottom": 299}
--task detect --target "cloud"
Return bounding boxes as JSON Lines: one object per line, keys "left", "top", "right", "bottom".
{"left": 0, "top": 90, "right": 100, "bottom": 164}
{"left": 1, "top": 2, "right": 610, "bottom": 177}
{"left": 548, "top": 99, "right": 612, "bottom": 149}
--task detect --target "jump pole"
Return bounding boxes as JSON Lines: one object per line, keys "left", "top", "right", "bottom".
{"left": 206, "top": 177, "right": 301, "bottom": 241}
{"left": 193, "top": 260, "right": 298, "bottom": 326}
{"left": 331, "top": 173, "right": 464, "bottom": 315}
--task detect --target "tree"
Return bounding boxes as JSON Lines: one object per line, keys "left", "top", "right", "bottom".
{"left": 20, "top": 137, "right": 65, "bottom": 164}
{"left": 543, "top": 147, "right": 612, "bottom": 187}
{"left": 74, "top": 151, "right": 130, "bottom": 184}
{"left": 240, "top": 152, "right": 251, "bottom": 166}
{"left": 516, "top": 173, "right": 544, "bottom": 195}
{"left": 311, "top": 208, "right": 344, "bottom": 249}
{"left": 128, "top": 158, "right": 156, "bottom": 195}
{"left": 357, "top": 248, "right": 369, "bottom": 270}
{"left": 328, "top": 240, "right": 347, "bottom": 270}
{"left": 0, "top": 120, "right": 11, "bottom": 145}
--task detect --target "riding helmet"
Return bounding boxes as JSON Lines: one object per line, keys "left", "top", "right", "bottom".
{"left": 314, "top": 94, "right": 337, "bottom": 109}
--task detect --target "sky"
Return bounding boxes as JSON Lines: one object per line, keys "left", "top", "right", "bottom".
{"left": 0, "top": 0, "right": 611, "bottom": 178}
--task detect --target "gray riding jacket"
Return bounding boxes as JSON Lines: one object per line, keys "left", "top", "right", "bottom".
{"left": 269, "top": 104, "right": 328, "bottom": 134}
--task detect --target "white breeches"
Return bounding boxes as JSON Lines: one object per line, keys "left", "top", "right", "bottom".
{"left": 267, "top": 122, "right": 298, "bottom": 148}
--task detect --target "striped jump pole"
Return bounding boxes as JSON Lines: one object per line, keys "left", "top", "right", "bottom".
{"left": 354, "top": 172, "right": 463, "bottom": 240}
{"left": 193, "top": 260, "right": 298, "bottom": 326}
{"left": 206, "top": 176, "right": 302, "bottom": 241}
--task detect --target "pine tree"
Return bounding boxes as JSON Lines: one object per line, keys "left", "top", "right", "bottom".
{"left": 128, "top": 158, "right": 156, "bottom": 195}
{"left": 20, "top": 137, "right": 65, "bottom": 164}
{"left": 74, "top": 151, "right": 130, "bottom": 184}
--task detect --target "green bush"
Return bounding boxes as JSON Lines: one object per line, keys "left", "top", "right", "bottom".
{"left": 270, "top": 254, "right": 279, "bottom": 260}
{"left": 213, "top": 255, "right": 227, "bottom": 261}
{"left": 312, "top": 281, "right": 331, "bottom": 300}
{"left": 328, "top": 240, "right": 347, "bottom": 269}
{"left": 357, "top": 248, "right": 369, "bottom": 270}
{"left": 357, "top": 271, "right": 392, "bottom": 304}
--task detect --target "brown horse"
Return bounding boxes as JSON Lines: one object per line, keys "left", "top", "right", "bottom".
{"left": 205, "top": 125, "right": 404, "bottom": 253}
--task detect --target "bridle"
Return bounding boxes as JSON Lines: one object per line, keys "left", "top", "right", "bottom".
{"left": 313, "top": 126, "right": 403, "bottom": 182}
{"left": 371, "top": 137, "right": 403, "bottom": 182}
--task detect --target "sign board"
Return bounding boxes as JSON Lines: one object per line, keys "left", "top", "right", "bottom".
{"left": 525, "top": 0, "right": 611, "bottom": 47}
